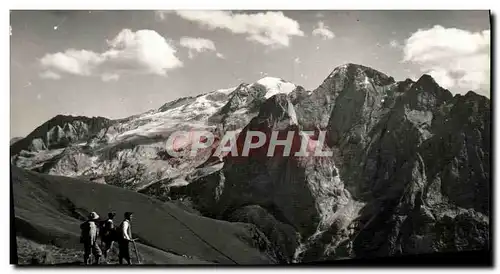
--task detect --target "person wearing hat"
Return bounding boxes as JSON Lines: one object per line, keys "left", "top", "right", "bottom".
{"left": 80, "top": 211, "right": 103, "bottom": 265}
{"left": 100, "top": 212, "right": 116, "bottom": 263}
{"left": 118, "top": 212, "right": 134, "bottom": 265}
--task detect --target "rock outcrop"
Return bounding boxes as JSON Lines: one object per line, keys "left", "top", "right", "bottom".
{"left": 10, "top": 115, "right": 111, "bottom": 156}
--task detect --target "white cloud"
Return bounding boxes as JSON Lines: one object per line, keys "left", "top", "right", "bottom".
{"left": 315, "top": 13, "right": 324, "bottom": 18}
{"left": 312, "top": 21, "right": 335, "bottom": 40}
{"left": 101, "top": 73, "right": 120, "bottom": 82}
{"left": 39, "top": 70, "right": 62, "bottom": 80}
{"left": 39, "top": 29, "right": 183, "bottom": 80}
{"left": 294, "top": 57, "right": 301, "bottom": 64}
{"left": 40, "top": 49, "right": 102, "bottom": 76}
{"left": 403, "top": 25, "right": 490, "bottom": 96}
{"left": 102, "top": 29, "right": 183, "bottom": 75}
{"left": 426, "top": 67, "right": 456, "bottom": 89}
{"left": 216, "top": 52, "right": 225, "bottom": 59}
{"left": 179, "top": 37, "right": 220, "bottom": 59}
{"left": 180, "top": 37, "right": 216, "bottom": 52}
{"left": 171, "top": 10, "right": 304, "bottom": 48}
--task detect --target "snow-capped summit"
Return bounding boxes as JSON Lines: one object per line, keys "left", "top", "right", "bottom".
{"left": 253, "top": 77, "right": 297, "bottom": 99}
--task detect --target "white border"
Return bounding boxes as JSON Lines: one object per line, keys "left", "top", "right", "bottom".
{"left": 5, "top": 0, "right": 497, "bottom": 10}
{"left": 2, "top": 1, "right": 497, "bottom": 274}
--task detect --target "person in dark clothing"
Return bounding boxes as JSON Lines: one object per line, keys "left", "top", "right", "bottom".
{"left": 80, "top": 212, "right": 102, "bottom": 265}
{"left": 100, "top": 212, "right": 116, "bottom": 263}
{"left": 118, "top": 212, "right": 134, "bottom": 265}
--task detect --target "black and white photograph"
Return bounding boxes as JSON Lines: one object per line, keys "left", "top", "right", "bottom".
{"left": 8, "top": 6, "right": 492, "bottom": 267}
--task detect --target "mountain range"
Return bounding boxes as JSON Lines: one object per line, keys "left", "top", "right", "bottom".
{"left": 11, "top": 63, "right": 491, "bottom": 264}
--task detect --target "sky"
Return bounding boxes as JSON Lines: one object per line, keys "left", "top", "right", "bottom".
{"left": 10, "top": 10, "right": 491, "bottom": 138}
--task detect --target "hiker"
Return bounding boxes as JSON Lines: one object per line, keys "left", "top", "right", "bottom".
{"left": 118, "top": 212, "right": 134, "bottom": 265}
{"left": 80, "top": 212, "right": 103, "bottom": 265}
{"left": 100, "top": 212, "right": 116, "bottom": 262}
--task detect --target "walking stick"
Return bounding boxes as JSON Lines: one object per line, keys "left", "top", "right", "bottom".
{"left": 132, "top": 239, "right": 141, "bottom": 264}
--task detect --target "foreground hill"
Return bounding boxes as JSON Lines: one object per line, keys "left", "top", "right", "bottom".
{"left": 16, "top": 236, "right": 209, "bottom": 265}
{"left": 11, "top": 165, "right": 278, "bottom": 265}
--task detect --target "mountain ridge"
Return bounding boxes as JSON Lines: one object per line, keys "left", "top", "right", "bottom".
{"left": 11, "top": 64, "right": 489, "bottom": 150}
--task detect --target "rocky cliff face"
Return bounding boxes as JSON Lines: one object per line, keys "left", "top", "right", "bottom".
{"left": 10, "top": 115, "right": 111, "bottom": 155}
{"left": 11, "top": 63, "right": 490, "bottom": 263}
{"left": 295, "top": 65, "right": 489, "bottom": 261}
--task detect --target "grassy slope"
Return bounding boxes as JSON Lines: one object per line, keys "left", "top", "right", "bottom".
{"left": 11, "top": 165, "right": 275, "bottom": 265}
{"left": 16, "top": 236, "right": 208, "bottom": 265}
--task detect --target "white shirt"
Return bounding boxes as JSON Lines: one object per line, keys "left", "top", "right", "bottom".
{"left": 121, "top": 220, "right": 132, "bottom": 240}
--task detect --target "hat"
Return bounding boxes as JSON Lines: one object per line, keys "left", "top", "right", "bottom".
{"left": 89, "top": 212, "right": 99, "bottom": 220}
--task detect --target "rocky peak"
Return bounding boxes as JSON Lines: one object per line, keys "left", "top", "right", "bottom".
{"left": 10, "top": 115, "right": 111, "bottom": 155}
{"left": 325, "top": 63, "right": 395, "bottom": 87}
{"left": 402, "top": 74, "right": 453, "bottom": 111}
{"left": 412, "top": 74, "right": 452, "bottom": 98}
{"left": 415, "top": 73, "right": 438, "bottom": 86}
{"left": 460, "top": 90, "right": 491, "bottom": 107}
{"left": 293, "top": 64, "right": 397, "bottom": 133}
{"left": 396, "top": 78, "right": 415, "bottom": 93}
